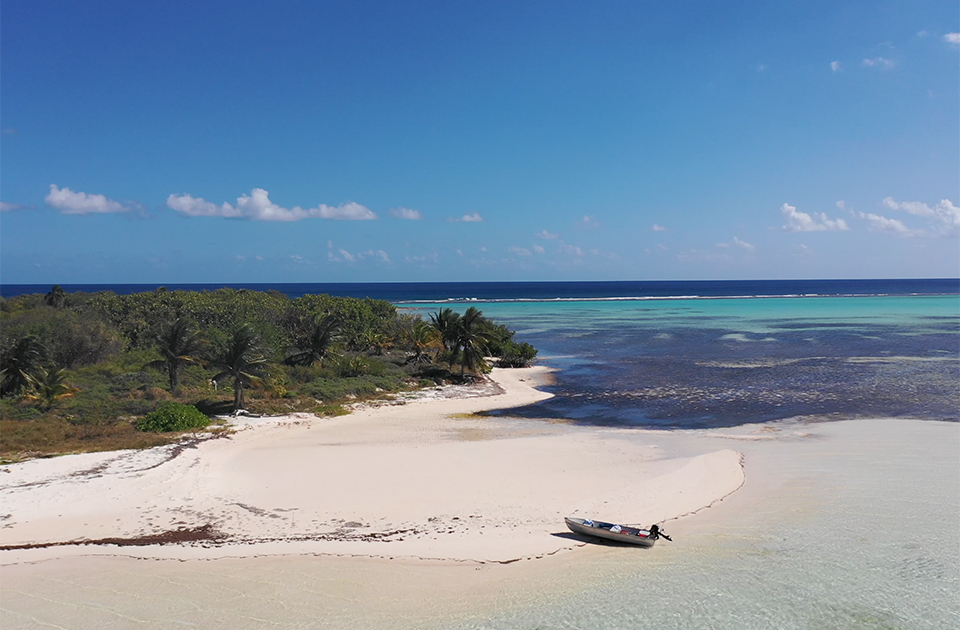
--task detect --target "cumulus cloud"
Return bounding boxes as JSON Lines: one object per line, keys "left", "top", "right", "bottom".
{"left": 857, "top": 212, "right": 920, "bottom": 237}
{"left": 651, "top": 224, "right": 667, "bottom": 232}
{"left": 862, "top": 57, "right": 895, "bottom": 69}
{"left": 508, "top": 246, "right": 532, "bottom": 256}
{"left": 880, "top": 197, "right": 959, "bottom": 236}
{"left": 389, "top": 207, "right": 423, "bottom": 220}
{"left": 781, "top": 203, "right": 849, "bottom": 232}
{"left": 532, "top": 244, "right": 545, "bottom": 254}
{"left": 45, "top": 185, "right": 128, "bottom": 214}
{"left": 535, "top": 229, "right": 559, "bottom": 239}
{"left": 359, "top": 249, "right": 391, "bottom": 263}
{"left": 945, "top": 33, "right": 960, "bottom": 45}
{"left": 559, "top": 242, "right": 584, "bottom": 257}
{"left": 167, "top": 188, "right": 376, "bottom": 221}
{"left": 449, "top": 212, "right": 484, "bottom": 222}
{"left": 328, "top": 247, "right": 391, "bottom": 263}
{"left": 830, "top": 61, "right": 842, "bottom": 72}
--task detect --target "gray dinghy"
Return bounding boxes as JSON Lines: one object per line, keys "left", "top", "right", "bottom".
{"left": 564, "top": 517, "right": 671, "bottom": 547}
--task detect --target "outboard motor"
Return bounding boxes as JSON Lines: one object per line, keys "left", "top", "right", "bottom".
{"left": 649, "top": 524, "right": 672, "bottom": 542}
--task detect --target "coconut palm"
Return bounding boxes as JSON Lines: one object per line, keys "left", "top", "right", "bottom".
{"left": 406, "top": 320, "right": 442, "bottom": 365}
{"left": 453, "top": 307, "right": 494, "bottom": 378}
{"left": 285, "top": 314, "right": 340, "bottom": 366}
{"left": 1, "top": 336, "right": 48, "bottom": 398}
{"left": 429, "top": 307, "right": 461, "bottom": 352}
{"left": 142, "top": 318, "right": 206, "bottom": 396}
{"left": 44, "top": 285, "right": 66, "bottom": 308}
{"left": 208, "top": 325, "right": 269, "bottom": 411}
{"left": 24, "top": 367, "right": 78, "bottom": 410}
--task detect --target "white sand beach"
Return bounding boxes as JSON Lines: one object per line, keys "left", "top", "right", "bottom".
{"left": 0, "top": 367, "right": 744, "bottom": 564}
{"left": 1, "top": 368, "right": 957, "bottom": 629}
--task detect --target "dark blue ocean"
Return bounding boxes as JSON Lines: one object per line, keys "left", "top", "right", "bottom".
{"left": 2, "top": 278, "right": 958, "bottom": 301}
{"left": 4, "top": 279, "right": 958, "bottom": 427}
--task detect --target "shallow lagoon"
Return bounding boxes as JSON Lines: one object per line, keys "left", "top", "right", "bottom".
{"left": 410, "top": 295, "right": 960, "bottom": 427}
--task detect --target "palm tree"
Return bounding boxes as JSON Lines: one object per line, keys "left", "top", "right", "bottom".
{"left": 429, "top": 307, "right": 461, "bottom": 352}
{"left": 1, "top": 336, "right": 48, "bottom": 398}
{"left": 24, "top": 367, "right": 78, "bottom": 410}
{"left": 454, "top": 307, "right": 493, "bottom": 378}
{"left": 406, "top": 320, "right": 442, "bottom": 365}
{"left": 209, "top": 325, "right": 269, "bottom": 411}
{"left": 285, "top": 314, "right": 340, "bottom": 366}
{"left": 44, "top": 285, "right": 66, "bottom": 308}
{"left": 142, "top": 318, "right": 206, "bottom": 396}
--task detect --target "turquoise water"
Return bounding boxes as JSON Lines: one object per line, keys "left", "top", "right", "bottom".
{"left": 408, "top": 295, "right": 960, "bottom": 427}
{"left": 440, "top": 420, "right": 960, "bottom": 630}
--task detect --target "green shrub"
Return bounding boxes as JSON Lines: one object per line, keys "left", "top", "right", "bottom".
{"left": 136, "top": 402, "right": 210, "bottom": 432}
{"left": 496, "top": 341, "right": 538, "bottom": 368}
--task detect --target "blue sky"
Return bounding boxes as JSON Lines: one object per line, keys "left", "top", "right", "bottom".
{"left": 1, "top": 0, "right": 957, "bottom": 284}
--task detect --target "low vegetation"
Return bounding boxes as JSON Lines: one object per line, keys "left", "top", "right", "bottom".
{"left": 0, "top": 287, "right": 537, "bottom": 460}
{"left": 135, "top": 402, "right": 211, "bottom": 433}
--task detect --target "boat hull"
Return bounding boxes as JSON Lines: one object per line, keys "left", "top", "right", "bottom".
{"left": 564, "top": 517, "right": 656, "bottom": 547}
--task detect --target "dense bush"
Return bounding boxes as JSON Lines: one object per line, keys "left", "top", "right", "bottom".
{"left": 135, "top": 402, "right": 210, "bottom": 432}
{"left": 1, "top": 309, "right": 125, "bottom": 368}
{"left": 496, "top": 341, "right": 538, "bottom": 368}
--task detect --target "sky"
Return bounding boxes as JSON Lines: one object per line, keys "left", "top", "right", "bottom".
{"left": 1, "top": 0, "right": 958, "bottom": 284}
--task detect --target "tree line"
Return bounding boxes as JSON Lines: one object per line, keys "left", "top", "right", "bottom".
{"left": 1, "top": 286, "right": 537, "bottom": 431}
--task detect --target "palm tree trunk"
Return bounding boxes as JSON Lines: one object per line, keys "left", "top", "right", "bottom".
{"left": 234, "top": 377, "right": 243, "bottom": 410}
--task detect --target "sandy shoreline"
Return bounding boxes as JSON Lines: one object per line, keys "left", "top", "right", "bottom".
{"left": 2, "top": 368, "right": 957, "bottom": 629}
{"left": 0, "top": 366, "right": 745, "bottom": 565}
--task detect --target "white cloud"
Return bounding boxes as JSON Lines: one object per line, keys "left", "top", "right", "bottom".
{"left": 389, "top": 207, "right": 423, "bottom": 220}
{"left": 577, "top": 215, "right": 599, "bottom": 228}
{"left": 449, "top": 212, "right": 483, "bottom": 222}
{"left": 509, "top": 246, "right": 532, "bottom": 256}
{"left": 167, "top": 188, "right": 376, "bottom": 221}
{"left": 45, "top": 184, "right": 127, "bottom": 214}
{"left": 651, "top": 224, "right": 667, "bottom": 232}
{"left": 358, "top": 249, "right": 391, "bottom": 263}
{"left": 733, "top": 237, "right": 755, "bottom": 252}
{"left": 535, "top": 229, "right": 559, "bottom": 239}
{"left": 405, "top": 252, "right": 439, "bottom": 264}
{"left": 862, "top": 57, "right": 895, "bottom": 69}
{"left": 781, "top": 203, "right": 849, "bottom": 232}
{"left": 830, "top": 61, "right": 842, "bottom": 72}
{"left": 945, "top": 33, "right": 960, "bottom": 45}
{"left": 880, "top": 197, "right": 959, "bottom": 236}
{"left": 559, "top": 242, "right": 584, "bottom": 257}
{"left": 0, "top": 201, "right": 33, "bottom": 212}
{"left": 328, "top": 247, "right": 391, "bottom": 263}
{"left": 532, "top": 244, "right": 545, "bottom": 254}
{"left": 857, "top": 212, "right": 921, "bottom": 237}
